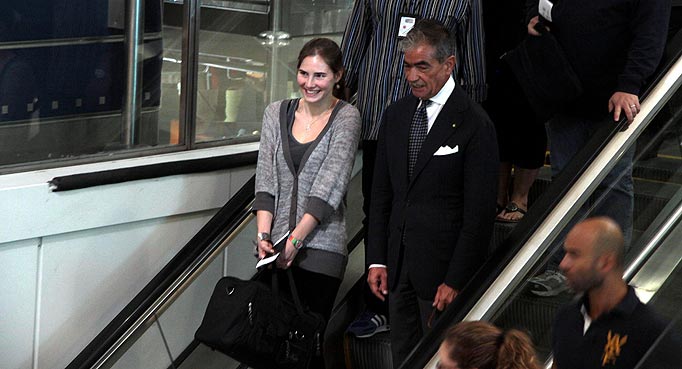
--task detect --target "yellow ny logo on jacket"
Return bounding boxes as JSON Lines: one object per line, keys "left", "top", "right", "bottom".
{"left": 602, "top": 330, "right": 628, "bottom": 366}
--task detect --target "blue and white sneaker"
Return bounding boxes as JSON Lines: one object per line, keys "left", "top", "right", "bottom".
{"left": 347, "top": 311, "right": 390, "bottom": 338}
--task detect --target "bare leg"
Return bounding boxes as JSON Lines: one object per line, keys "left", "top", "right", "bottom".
{"left": 498, "top": 166, "right": 540, "bottom": 222}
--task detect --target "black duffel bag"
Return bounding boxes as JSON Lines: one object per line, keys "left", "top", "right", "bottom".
{"left": 502, "top": 20, "right": 583, "bottom": 121}
{"left": 195, "top": 269, "right": 325, "bottom": 369}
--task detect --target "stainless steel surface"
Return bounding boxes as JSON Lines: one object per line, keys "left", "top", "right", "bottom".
{"left": 123, "top": 0, "right": 144, "bottom": 147}
{"left": 630, "top": 223, "right": 682, "bottom": 303}
{"left": 165, "top": 0, "right": 270, "bottom": 14}
{"left": 624, "top": 194, "right": 682, "bottom": 281}
{"left": 268, "top": 0, "right": 282, "bottom": 101}
{"left": 181, "top": 0, "right": 201, "bottom": 146}
{"left": 423, "top": 51, "right": 682, "bottom": 369}
{"left": 466, "top": 40, "right": 682, "bottom": 322}
{"left": 0, "top": 34, "right": 161, "bottom": 51}
{"left": 201, "top": 1, "right": 270, "bottom": 14}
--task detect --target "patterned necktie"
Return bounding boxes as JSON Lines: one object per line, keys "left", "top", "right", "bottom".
{"left": 408, "top": 99, "right": 431, "bottom": 178}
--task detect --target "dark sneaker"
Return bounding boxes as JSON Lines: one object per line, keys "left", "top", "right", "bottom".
{"left": 529, "top": 270, "right": 569, "bottom": 297}
{"left": 346, "top": 311, "right": 390, "bottom": 338}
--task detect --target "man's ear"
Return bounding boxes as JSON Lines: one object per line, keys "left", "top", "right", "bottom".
{"left": 598, "top": 253, "right": 615, "bottom": 272}
{"left": 444, "top": 55, "right": 456, "bottom": 73}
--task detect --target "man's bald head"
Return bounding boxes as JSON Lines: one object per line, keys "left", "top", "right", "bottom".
{"left": 561, "top": 217, "right": 625, "bottom": 293}
{"left": 570, "top": 217, "right": 625, "bottom": 268}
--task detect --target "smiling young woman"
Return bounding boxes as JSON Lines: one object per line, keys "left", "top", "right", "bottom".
{"left": 253, "top": 37, "right": 360, "bottom": 369}
{"left": 293, "top": 39, "right": 345, "bottom": 143}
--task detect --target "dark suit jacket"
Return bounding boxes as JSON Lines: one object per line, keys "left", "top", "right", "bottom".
{"left": 367, "top": 86, "right": 499, "bottom": 300}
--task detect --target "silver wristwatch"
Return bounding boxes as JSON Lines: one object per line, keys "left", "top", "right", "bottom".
{"left": 257, "top": 232, "right": 271, "bottom": 242}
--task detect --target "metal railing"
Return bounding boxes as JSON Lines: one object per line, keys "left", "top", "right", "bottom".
{"left": 412, "top": 37, "right": 682, "bottom": 369}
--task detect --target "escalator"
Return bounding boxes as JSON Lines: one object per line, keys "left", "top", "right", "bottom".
{"left": 399, "top": 27, "right": 682, "bottom": 369}
{"left": 66, "top": 164, "right": 369, "bottom": 369}
{"left": 67, "top": 26, "right": 682, "bottom": 369}
{"left": 56, "top": 149, "right": 432, "bottom": 369}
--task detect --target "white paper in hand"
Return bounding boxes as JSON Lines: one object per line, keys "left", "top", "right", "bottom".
{"left": 256, "top": 252, "right": 280, "bottom": 268}
{"left": 255, "top": 231, "right": 290, "bottom": 269}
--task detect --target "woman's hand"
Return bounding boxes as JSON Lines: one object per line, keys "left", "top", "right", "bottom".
{"left": 276, "top": 239, "right": 299, "bottom": 268}
{"left": 257, "top": 239, "right": 275, "bottom": 259}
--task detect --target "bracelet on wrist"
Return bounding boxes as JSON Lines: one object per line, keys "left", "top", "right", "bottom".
{"left": 288, "top": 234, "right": 304, "bottom": 249}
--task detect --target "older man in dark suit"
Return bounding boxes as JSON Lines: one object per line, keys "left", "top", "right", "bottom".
{"left": 366, "top": 19, "right": 499, "bottom": 365}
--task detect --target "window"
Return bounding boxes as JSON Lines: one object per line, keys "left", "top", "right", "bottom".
{"left": 0, "top": 0, "right": 353, "bottom": 173}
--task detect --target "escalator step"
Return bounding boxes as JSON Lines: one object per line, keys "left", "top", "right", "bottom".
{"left": 494, "top": 291, "right": 573, "bottom": 358}
{"left": 633, "top": 156, "right": 682, "bottom": 184}
{"left": 344, "top": 332, "right": 393, "bottom": 369}
{"left": 491, "top": 222, "right": 515, "bottom": 254}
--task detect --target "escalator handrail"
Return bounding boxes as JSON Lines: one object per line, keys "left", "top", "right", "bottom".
{"left": 66, "top": 175, "right": 257, "bottom": 369}
{"left": 49, "top": 151, "right": 258, "bottom": 191}
{"left": 400, "top": 32, "right": 682, "bottom": 369}
{"left": 625, "top": 185, "right": 682, "bottom": 281}
{"left": 67, "top": 171, "right": 367, "bottom": 369}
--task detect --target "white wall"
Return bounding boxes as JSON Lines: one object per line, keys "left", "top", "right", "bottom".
{"left": 0, "top": 145, "right": 257, "bottom": 369}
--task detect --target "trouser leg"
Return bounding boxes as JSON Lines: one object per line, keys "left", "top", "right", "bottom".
{"left": 291, "top": 268, "right": 341, "bottom": 369}
{"left": 361, "top": 139, "right": 389, "bottom": 315}
{"left": 388, "top": 261, "right": 435, "bottom": 367}
{"left": 546, "top": 114, "right": 634, "bottom": 269}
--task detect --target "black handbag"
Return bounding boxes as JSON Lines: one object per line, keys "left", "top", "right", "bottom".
{"left": 502, "top": 21, "right": 583, "bottom": 121}
{"left": 195, "top": 270, "right": 325, "bottom": 369}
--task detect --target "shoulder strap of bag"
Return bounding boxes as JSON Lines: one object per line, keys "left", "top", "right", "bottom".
{"left": 276, "top": 100, "right": 306, "bottom": 313}
{"left": 278, "top": 99, "right": 288, "bottom": 124}
{"left": 279, "top": 99, "right": 296, "bottom": 131}
{"left": 278, "top": 99, "right": 301, "bottom": 230}
{"left": 269, "top": 269, "right": 305, "bottom": 314}
{"left": 286, "top": 269, "right": 305, "bottom": 314}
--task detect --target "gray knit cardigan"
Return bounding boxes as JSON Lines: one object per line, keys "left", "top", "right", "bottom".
{"left": 254, "top": 99, "right": 361, "bottom": 260}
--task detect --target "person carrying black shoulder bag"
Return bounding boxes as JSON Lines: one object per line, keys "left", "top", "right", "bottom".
{"left": 502, "top": 0, "right": 583, "bottom": 122}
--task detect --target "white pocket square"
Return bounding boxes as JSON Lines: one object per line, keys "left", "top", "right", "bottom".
{"left": 433, "top": 145, "right": 459, "bottom": 156}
